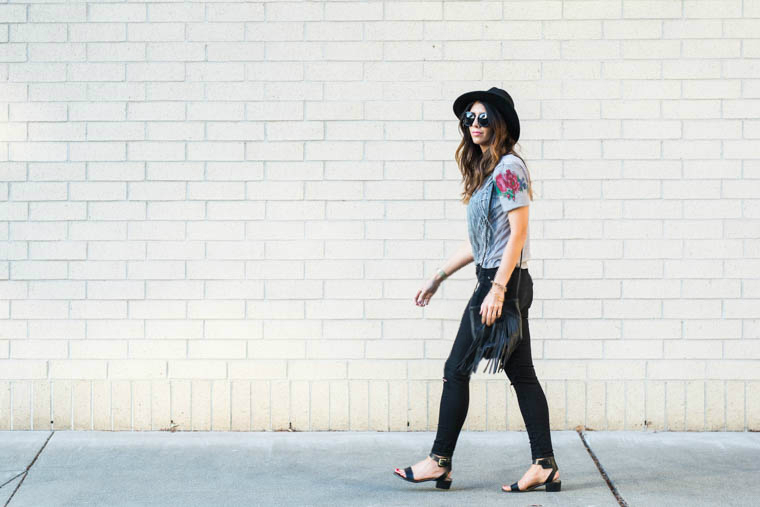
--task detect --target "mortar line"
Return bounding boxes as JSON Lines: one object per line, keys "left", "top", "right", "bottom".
{"left": 4, "top": 431, "right": 55, "bottom": 507}
{"left": 576, "top": 429, "right": 628, "bottom": 507}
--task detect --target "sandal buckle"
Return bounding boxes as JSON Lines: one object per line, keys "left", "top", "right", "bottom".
{"left": 430, "top": 452, "right": 451, "bottom": 468}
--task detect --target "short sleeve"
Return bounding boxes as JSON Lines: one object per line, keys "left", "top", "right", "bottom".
{"left": 493, "top": 160, "right": 530, "bottom": 213}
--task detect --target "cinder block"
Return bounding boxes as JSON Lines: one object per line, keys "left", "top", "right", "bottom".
{"left": 606, "top": 381, "right": 625, "bottom": 430}
{"left": 407, "top": 380, "right": 427, "bottom": 431}
{"left": 566, "top": 380, "right": 586, "bottom": 429}
{"left": 291, "top": 380, "right": 310, "bottom": 431}
{"left": 726, "top": 380, "right": 744, "bottom": 431}
{"left": 349, "top": 380, "right": 369, "bottom": 431}
{"left": 666, "top": 381, "right": 686, "bottom": 431}
{"left": 685, "top": 380, "right": 705, "bottom": 431}
{"left": 211, "top": 379, "right": 231, "bottom": 431}
{"left": 0, "top": 382, "right": 10, "bottom": 430}
{"left": 92, "top": 380, "right": 109, "bottom": 430}
{"left": 388, "top": 381, "right": 408, "bottom": 431}
{"left": 329, "top": 380, "right": 349, "bottom": 430}
{"left": 30, "top": 3, "right": 85, "bottom": 22}
{"left": 230, "top": 380, "right": 251, "bottom": 431}
{"left": 191, "top": 380, "right": 211, "bottom": 431}
{"left": 33, "top": 380, "right": 52, "bottom": 430}
{"left": 151, "top": 381, "right": 170, "bottom": 431}
{"left": 586, "top": 380, "right": 605, "bottom": 430}
{"left": 133, "top": 380, "right": 151, "bottom": 431}
{"left": 310, "top": 380, "right": 329, "bottom": 431}
{"left": 112, "top": 380, "right": 131, "bottom": 431}
{"left": 251, "top": 380, "right": 270, "bottom": 431}
{"left": 624, "top": 381, "right": 645, "bottom": 430}
{"left": 748, "top": 382, "right": 760, "bottom": 431}
{"left": 363, "top": 380, "right": 386, "bottom": 431}
{"left": 73, "top": 381, "right": 92, "bottom": 431}
{"left": 170, "top": 380, "right": 191, "bottom": 431}
{"left": 11, "top": 382, "right": 31, "bottom": 430}
{"left": 544, "top": 380, "right": 565, "bottom": 430}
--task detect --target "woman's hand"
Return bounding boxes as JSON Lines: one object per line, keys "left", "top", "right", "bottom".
{"left": 479, "top": 287, "right": 504, "bottom": 326}
{"left": 414, "top": 278, "right": 441, "bottom": 307}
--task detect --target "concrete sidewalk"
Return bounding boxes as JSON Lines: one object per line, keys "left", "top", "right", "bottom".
{"left": 1, "top": 430, "right": 758, "bottom": 506}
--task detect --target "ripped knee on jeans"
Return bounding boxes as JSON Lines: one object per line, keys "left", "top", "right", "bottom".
{"left": 442, "top": 376, "right": 447, "bottom": 382}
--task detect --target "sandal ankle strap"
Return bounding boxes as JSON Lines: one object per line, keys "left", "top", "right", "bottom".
{"left": 429, "top": 452, "right": 452, "bottom": 468}
{"left": 533, "top": 456, "right": 557, "bottom": 470}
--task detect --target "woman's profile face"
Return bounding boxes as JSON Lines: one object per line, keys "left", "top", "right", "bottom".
{"left": 467, "top": 101, "right": 491, "bottom": 147}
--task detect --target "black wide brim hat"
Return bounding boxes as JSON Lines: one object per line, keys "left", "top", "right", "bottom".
{"left": 452, "top": 86, "right": 520, "bottom": 142}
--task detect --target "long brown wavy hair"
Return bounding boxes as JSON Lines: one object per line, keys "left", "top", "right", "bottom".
{"left": 456, "top": 99, "right": 533, "bottom": 205}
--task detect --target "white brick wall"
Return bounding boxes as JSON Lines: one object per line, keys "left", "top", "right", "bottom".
{"left": 1, "top": 1, "right": 759, "bottom": 432}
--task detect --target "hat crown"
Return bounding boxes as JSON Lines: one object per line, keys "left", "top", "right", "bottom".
{"left": 485, "top": 87, "right": 514, "bottom": 108}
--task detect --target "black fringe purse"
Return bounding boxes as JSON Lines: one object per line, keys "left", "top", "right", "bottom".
{"left": 456, "top": 251, "right": 524, "bottom": 376}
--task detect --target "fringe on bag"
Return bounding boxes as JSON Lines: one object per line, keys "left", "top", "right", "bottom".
{"left": 455, "top": 301, "right": 522, "bottom": 375}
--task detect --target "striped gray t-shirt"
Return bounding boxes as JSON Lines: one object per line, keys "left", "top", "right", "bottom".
{"left": 480, "top": 154, "right": 532, "bottom": 269}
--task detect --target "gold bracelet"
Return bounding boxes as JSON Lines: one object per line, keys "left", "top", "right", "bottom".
{"left": 491, "top": 281, "right": 506, "bottom": 292}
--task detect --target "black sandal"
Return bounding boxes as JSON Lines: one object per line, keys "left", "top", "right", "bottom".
{"left": 394, "top": 452, "right": 453, "bottom": 490}
{"left": 502, "top": 456, "right": 561, "bottom": 493}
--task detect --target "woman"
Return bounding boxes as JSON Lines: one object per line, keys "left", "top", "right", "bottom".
{"left": 393, "top": 87, "right": 560, "bottom": 493}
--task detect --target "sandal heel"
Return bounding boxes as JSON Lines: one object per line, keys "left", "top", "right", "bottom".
{"left": 546, "top": 480, "right": 561, "bottom": 492}
{"left": 435, "top": 478, "right": 452, "bottom": 490}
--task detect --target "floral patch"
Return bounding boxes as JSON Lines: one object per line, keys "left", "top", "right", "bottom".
{"left": 494, "top": 168, "right": 527, "bottom": 201}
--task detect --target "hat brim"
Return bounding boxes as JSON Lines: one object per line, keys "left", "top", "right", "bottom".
{"left": 452, "top": 90, "right": 520, "bottom": 142}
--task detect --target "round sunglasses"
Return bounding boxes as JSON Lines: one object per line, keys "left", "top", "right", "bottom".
{"left": 461, "top": 111, "right": 489, "bottom": 128}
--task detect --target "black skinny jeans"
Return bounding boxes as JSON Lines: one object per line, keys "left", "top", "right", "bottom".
{"left": 431, "top": 263, "right": 554, "bottom": 461}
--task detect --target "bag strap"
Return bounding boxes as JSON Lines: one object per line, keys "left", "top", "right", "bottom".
{"left": 515, "top": 248, "right": 523, "bottom": 294}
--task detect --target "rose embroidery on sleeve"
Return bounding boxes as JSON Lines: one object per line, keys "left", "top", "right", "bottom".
{"left": 494, "top": 168, "right": 527, "bottom": 201}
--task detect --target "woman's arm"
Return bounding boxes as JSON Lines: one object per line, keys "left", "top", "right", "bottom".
{"left": 492, "top": 205, "right": 529, "bottom": 288}
{"left": 430, "top": 238, "right": 475, "bottom": 284}
{"left": 414, "top": 238, "right": 474, "bottom": 306}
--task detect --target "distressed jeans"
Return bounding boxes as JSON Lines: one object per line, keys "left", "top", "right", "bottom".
{"left": 430, "top": 263, "right": 554, "bottom": 461}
